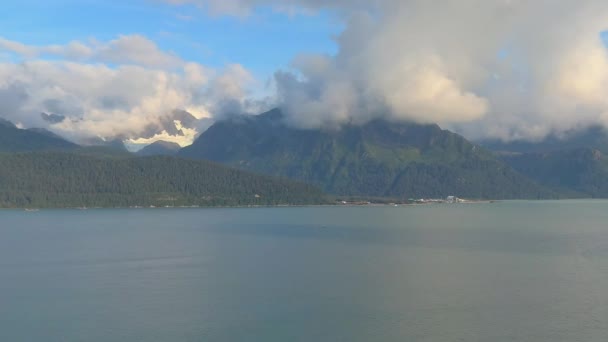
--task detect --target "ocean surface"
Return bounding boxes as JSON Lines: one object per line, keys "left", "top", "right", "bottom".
{"left": 1, "top": 201, "right": 608, "bottom": 341}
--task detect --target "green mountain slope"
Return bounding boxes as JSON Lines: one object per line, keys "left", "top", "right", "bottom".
{"left": 0, "top": 152, "right": 328, "bottom": 208}
{"left": 481, "top": 126, "right": 608, "bottom": 197}
{"left": 501, "top": 148, "right": 608, "bottom": 197}
{"left": 179, "top": 109, "right": 552, "bottom": 199}
{"left": 0, "top": 118, "right": 78, "bottom": 152}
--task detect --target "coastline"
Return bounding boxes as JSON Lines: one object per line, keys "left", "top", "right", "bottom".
{"left": 7, "top": 198, "right": 608, "bottom": 211}
{"left": 1, "top": 199, "right": 500, "bottom": 211}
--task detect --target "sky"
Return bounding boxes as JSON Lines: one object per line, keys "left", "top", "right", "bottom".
{"left": 0, "top": 0, "right": 339, "bottom": 76}
{"left": 2, "top": 0, "right": 608, "bottom": 148}
{"left": 0, "top": 0, "right": 341, "bottom": 147}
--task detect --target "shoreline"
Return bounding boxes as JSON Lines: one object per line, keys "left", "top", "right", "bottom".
{"left": 3, "top": 200, "right": 498, "bottom": 211}
{"left": 7, "top": 198, "right": 608, "bottom": 211}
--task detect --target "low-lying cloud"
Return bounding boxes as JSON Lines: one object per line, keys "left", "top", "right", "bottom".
{"left": 4, "top": 1, "right": 608, "bottom": 145}
{"left": 0, "top": 35, "right": 259, "bottom": 146}
{"left": 169, "top": 0, "right": 608, "bottom": 141}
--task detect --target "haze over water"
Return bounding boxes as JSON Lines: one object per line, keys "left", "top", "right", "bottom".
{"left": 1, "top": 201, "right": 608, "bottom": 341}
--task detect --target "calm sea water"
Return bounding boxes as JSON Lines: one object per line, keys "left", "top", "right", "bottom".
{"left": 1, "top": 201, "right": 608, "bottom": 341}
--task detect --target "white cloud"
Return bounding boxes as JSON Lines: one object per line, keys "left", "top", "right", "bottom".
{"left": 94, "top": 35, "right": 182, "bottom": 68}
{"left": 128, "top": 120, "right": 202, "bottom": 146}
{"left": 6, "top": 1, "right": 608, "bottom": 143}
{"left": 0, "top": 36, "right": 258, "bottom": 146}
{"left": 0, "top": 38, "right": 37, "bottom": 57}
{"left": 0, "top": 35, "right": 181, "bottom": 68}
{"left": 166, "top": 0, "right": 608, "bottom": 141}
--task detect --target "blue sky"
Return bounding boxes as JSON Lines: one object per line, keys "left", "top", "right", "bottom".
{"left": 2, "top": 0, "right": 608, "bottom": 146}
{"left": 0, "top": 0, "right": 340, "bottom": 81}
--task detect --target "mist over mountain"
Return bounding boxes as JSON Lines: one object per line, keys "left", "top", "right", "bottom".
{"left": 175, "top": 1, "right": 608, "bottom": 143}
{"left": 40, "top": 112, "right": 66, "bottom": 124}
{"left": 0, "top": 114, "right": 332, "bottom": 208}
{"left": 0, "top": 117, "right": 16, "bottom": 128}
{"left": 0, "top": 117, "right": 78, "bottom": 152}
{"left": 0, "top": 117, "right": 140, "bottom": 157}
{"left": 78, "top": 137, "right": 128, "bottom": 152}
{"left": 3, "top": 2, "right": 608, "bottom": 147}
{"left": 5, "top": 102, "right": 608, "bottom": 201}
{"left": 479, "top": 126, "right": 608, "bottom": 197}
{"left": 179, "top": 109, "right": 551, "bottom": 199}
{"left": 481, "top": 125, "right": 608, "bottom": 154}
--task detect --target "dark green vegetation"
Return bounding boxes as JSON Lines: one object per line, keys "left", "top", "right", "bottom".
{"left": 0, "top": 116, "right": 327, "bottom": 208}
{"left": 136, "top": 140, "right": 181, "bottom": 156}
{"left": 0, "top": 152, "right": 328, "bottom": 208}
{"left": 500, "top": 148, "right": 608, "bottom": 198}
{"left": 180, "top": 109, "right": 552, "bottom": 199}
{"left": 6, "top": 110, "right": 608, "bottom": 204}
{"left": 481, "top": 126, "right": 608, "bottom": 197}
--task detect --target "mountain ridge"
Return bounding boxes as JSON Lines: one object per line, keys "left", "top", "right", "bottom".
{"left": 480, "top": 126, "right": 608, "bottom": 197}
{"left": 0, "top": 117, "right": 79, "bottom": 152}
{"left": 480, "top": 125, "right": 608, "bottom": 154}
{"left": 179, "top": 109, "right": 553, "bottom": 199}
{"left": 137, "top": 140, "right": 181, "bottom": 156}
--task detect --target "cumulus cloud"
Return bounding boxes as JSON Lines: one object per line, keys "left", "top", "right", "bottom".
{"left": 0, "top": 35, "right": 181, "bottom": 68}
{"left": 166, "top": 0, "right": 608, "bottom": 141}
{"left": 5, "top": 1, "right": 608, "bottom": 144}
{"left": 0, "top": 35, "right": 258, "bottom": 147}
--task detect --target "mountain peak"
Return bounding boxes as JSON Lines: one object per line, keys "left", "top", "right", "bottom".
{"left": 150, "top": 140, "right": 181, "bottom": 149}
{"left": 81, "top": 137, "right": 128, "bottom": 152}
{"left": 257, "top": 108, "right": 284, "bottom": 121}
{"left": 0, "top": 117, "right": 16, "bottom": 128}
{"left": 0, "top": 119, "right": 78, "bottom": 152}
{"left": 179, "top": 109, "right": 548, "bottom": 199}
{"left": 137, "top": 140, "right": 181, "bottom": 156}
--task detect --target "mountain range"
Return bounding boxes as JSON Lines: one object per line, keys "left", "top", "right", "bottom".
{"left": 179, "top": 109, "right": 552, "bottom": 199}
{"left": 3, "top": 109, "right": 608, "bottom": 204}
{"left": 0, "top": 117, "right": 78, "bottom": 152}
{"left": 0, "top": 120, "right": 327, "bottom": 208}
{"left": 481, "top": 126, "right": 608, "bottom": 154}
{"left": 499, "top": 148, "right": 608, "bottom": 197}
{"left": 479, "top": 126, "right": 608, "bottom": 198}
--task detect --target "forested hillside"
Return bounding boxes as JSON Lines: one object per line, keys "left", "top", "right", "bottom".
{"left": 500, "top": 148, "right": 608, "bottom": 198}
{"left": 0, "top": 152, "right": 328, "bottom": 208}
{"left": 180, "top": 109, "right": 553, "bottom": 199}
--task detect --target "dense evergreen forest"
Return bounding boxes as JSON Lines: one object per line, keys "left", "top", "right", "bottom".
{"left": 6, "top": 110, "right": 608, "bottom": 203}
{"left": 180, "top": 109, "right": 553, "bottom": 199}
{"left": 500, "top": 148, "right": 608, "bottom": 198}
{"left": 0, "top": 152, "right": 329, "bottom": 208}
